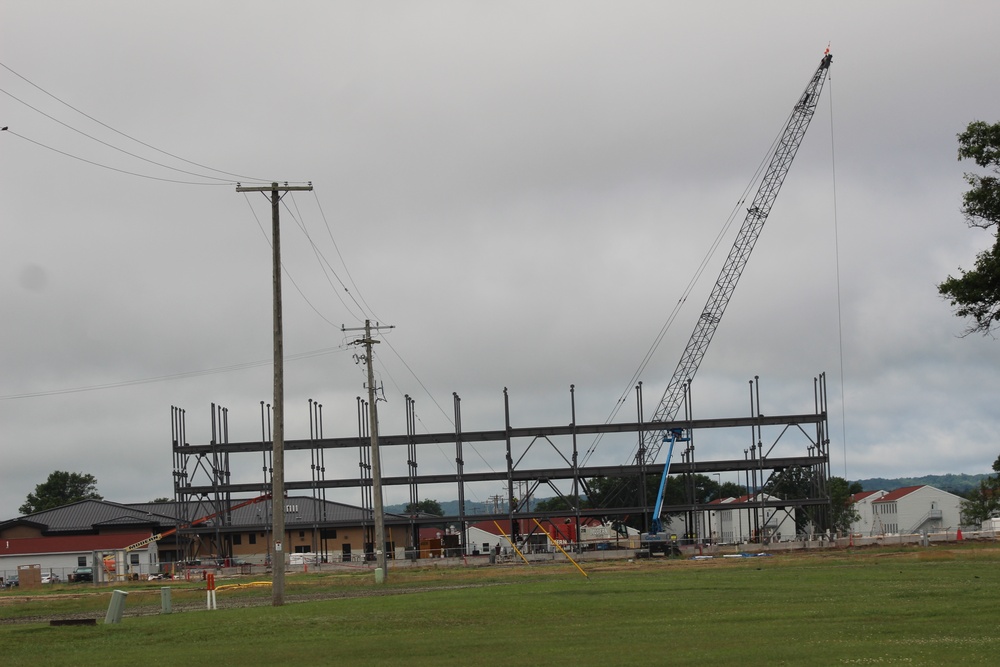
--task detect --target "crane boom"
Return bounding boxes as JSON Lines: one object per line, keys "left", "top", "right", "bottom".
{"left": 120, "top": 494, "right": 272, "bottom": 554}
{"left": 643, "top": 51, "right": 832, "bottom": 465}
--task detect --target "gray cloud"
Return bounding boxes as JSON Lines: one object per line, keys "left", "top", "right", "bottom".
{"left": 2, "top": 1, "right": 998, "bottom": 514}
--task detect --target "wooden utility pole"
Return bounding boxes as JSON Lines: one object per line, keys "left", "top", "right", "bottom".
{"left": 343, "top": 319, "right": 393, "bottom": 582}
{"left": 236, "top": 181, "right": 312, "bottom": 606}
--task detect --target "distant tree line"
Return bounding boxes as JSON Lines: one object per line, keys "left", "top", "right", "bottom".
{"left": 854, "top": 473, "right": 990, "bottom": 497}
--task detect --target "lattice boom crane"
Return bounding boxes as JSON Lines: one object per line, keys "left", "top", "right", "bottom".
{"left": 643, "top": 50, "right": 833, "bottom": 465}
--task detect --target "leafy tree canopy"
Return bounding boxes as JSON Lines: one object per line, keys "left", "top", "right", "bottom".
{"left": 719, "top": 481, "right": 748, "bottom": 499}
{"left": 828, "top": 476, "right": 863, "bottom": 533}
{"left": 582, "top": 473, "right": 729, "bottom": 532}
{"left": 939, "top": 120, "right": 1000, "bottom": 335}
{"left": 19, "top": 471, "right": 102, "bottom": 515}
{"left": 533, "top": 495, "right": 583, "bottom": 512}
{"left": 960, "top": 455, "right": 1000, "bottom": 526}
{"left": 405, "top": 498, "right": 443, "bottom": 516}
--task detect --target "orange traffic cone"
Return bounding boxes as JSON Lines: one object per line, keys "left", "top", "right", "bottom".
{"left": 957, "top": 528, "right": 963, "bottom": 541}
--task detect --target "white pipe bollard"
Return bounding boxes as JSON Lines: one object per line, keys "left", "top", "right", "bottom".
{"left": 206, "top": 572, "right": 217, "bottom": 610}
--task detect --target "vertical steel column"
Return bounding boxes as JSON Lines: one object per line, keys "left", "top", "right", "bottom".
{"left": 636, "top": 382, "right": 648, "bottom": 533}
{"left": 453, "top": 393, "right": 466, "bottom": 557}
{"left": 504, "top": 388, "right": 515, "bottom": 541}
{"left": 171, "top": 406, "right": 188, "bottom": 517}
{"left": 357, "top": 397, "right": 373, "bottom": 556}
{"left": 748, "top": 379, "right": 760, "bottom": 541}
{"left": 756, "top": 378, "right": 767, "bottom": 539}
{"left": 570, "top": 385, "right": 580, "bottom": 552}
{"left": 171, "top": 406, "right": 195, "bottom": 562}
{"left": 259, "top": 400, "right": 273, "bottom": 565}
{"left": 210, "top": 403, "right": 224, "bottom": 560}
{"left": 221, "top": 406, "right": 232, "bottom": 559}
{"left": 317, "top": 402, "right": 327, "bottom": 559}
{"left": 681, "top": 381, "right": 695, "bottom": 542}
{"left": 405, "top": 395, "right": 418, "bottom": 554}
{"left": 309, "top": 399, "right": 319, "bottom": 559}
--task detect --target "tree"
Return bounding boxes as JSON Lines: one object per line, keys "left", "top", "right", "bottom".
{"left": 828, "top": 477, "right": 863, "bottom": 534}
{"left": 960, "top": 455, "right": 1000, "bottom": 526}
{"left": 584, "top": 473, "right": 723, "bottom": 532}
{"left": 19, "top": 471, "right": 102, "bottom": 515}
{"left": 533, "top": 495, "right": 584, "bottom": 512}
{"left": 718, "top": 481, "right": 748, "bottom": 500}
{"left": 938, "top": 120, "right": 1000, "bottom": 335}
{"left": 763, "top": 466, "right": 822, "bottom": 534}
{"left": 405, "top": 498, "right": 443, "bottom": 516}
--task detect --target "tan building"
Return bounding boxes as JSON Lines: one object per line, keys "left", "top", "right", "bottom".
{"left": 1, "top": 496, "right": 415, "bottom": 579}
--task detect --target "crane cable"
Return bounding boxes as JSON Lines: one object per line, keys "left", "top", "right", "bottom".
{"left": 826, "top": 75, "right": 849, "bottom": 479}
{"left": 581, "top": 114, "right": 796, "bottom": 468}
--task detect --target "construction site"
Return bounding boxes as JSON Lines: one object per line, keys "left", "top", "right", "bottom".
{"left": 167, "top": 51, "right": 836, "bottom": 569}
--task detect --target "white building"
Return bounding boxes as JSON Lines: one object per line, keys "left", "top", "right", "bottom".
{"left": 694, "top": 493, "right": 798, "bottom": 544}
{"left": 869, "top": 485, "right": 964, "bottom": 535}
{"left": 0, "top": 532, "right": 158, "bottom": 583}
{"left": 849, "top": 490, "right": 888, "bottom": 536}
{"left": 465, "top": 517, "right": 639, "bottom": 555}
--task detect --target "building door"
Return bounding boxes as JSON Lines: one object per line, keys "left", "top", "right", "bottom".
{"left": 341, "top": 544, "right": 351, "bottom": 562}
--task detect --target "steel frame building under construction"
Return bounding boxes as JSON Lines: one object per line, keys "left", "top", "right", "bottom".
{"left": 171, "top": 50, "right": 836, "bottom": 561}
{"left": 170, "top": 372, "right": 831, "bottom": 560}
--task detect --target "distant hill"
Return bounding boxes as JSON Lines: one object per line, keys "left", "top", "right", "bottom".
{"left": 854, "top": 473, "right": 988, "bottom": 497}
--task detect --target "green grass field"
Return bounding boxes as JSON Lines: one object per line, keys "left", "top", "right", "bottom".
{"left": 3, "top": 545, "right": 1000, "bottom": 666}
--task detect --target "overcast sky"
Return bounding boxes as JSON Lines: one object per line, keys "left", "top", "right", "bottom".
{"left": 2, "top": 1, "right": 998, "bottom": 517}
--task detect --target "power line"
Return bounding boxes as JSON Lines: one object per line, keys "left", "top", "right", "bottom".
{"left": 0, "top": 61, "right": 270, "bottom": 183}
{"left": 241, "top": 192, "right": 342, "bottom": 328}
{"left": 0, "top": 345, "right": 349, "bottom": 401}
{"left": 284, "top": 194, "right": 368, "bottom": 323}
{"left": 3, "top": 129, "right": 234, "bottom": 186}
{"left": 312, "top": 189, "right": 384, "bottom": 323}
{"left": 0, "top": 86, "right": 240, "bottom": 183}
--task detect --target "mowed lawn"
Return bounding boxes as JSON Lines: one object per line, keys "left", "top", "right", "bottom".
{"left": 3, "top": 545, "right": 1000, "bottom": 666}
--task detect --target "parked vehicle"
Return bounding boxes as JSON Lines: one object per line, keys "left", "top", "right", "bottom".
{"left": 3, "top": 576, "right": 18, "bottom": 588}
{"left": 41, "top": 573, "right": 61, "bottom": 584}
{"left": 71, "top": 566, "right": 94, "bottom": 582}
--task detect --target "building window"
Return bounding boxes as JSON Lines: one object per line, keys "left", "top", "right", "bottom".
{"left": 233, "top": 533, "right": 242, "bottom": 545}
{"left": 249, "top": 533, "right": 257, "bottom": 545}
{"left": 130, "top": 553, "right": 140, "bottom": 565}
{"left": 299, "top": 531, "right": 305, "bottom": 538}
{"left": 78, "top": 556, "right": 87, "bottom": 567}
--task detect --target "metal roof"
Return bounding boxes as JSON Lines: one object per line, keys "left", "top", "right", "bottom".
{"left": 871, "top": 486, "right": 925, "bottom": 503}
{"left": 1, "top": 496, "right": 405, "bottom": 534}
{"left": 0, "top": 499, "right": 174, "bottom": 534}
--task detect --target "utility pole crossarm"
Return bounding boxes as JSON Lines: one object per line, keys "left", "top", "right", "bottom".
{"left": 236, "top": 183, "right": 313, "bottom": 193}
